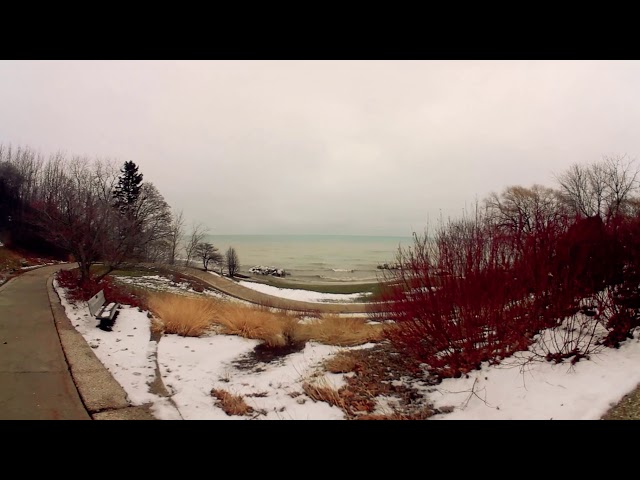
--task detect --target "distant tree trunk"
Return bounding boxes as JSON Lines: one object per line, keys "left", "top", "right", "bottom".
{"left": 225, "top": 247, "right": 239, "bottom": 278}
{"left": 168, "top": 209, "right": 185, "bottom": 265}
{"left": 78, "top": 259, "right": 91, "bottom": 283}
{"left": 185, "top": 223, "right": 208, "bottom": 267}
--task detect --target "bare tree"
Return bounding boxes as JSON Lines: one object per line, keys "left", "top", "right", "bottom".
{"left": 31, "top": 155, "right": 116, "bottom": 281}
{"left": 556, "top": 155, "right": 639, "bottom": 222}
{"left": 602, "top": 155, "right": 640, "bottom": 221}
{"left": 167, "top": 209, "right": 185, "bottom": 265}
{"left": 225, "top": 246, "right": 240, "bottom": 277}
{"left": 485, "top": 185, "right": 566, "bottom": 235}
{"left": 185, "top": 223, "right": 208, "bottom": 267}
{"left": 99, "top": 179, "right": 173, "bottom": 274}
{"left": 195, "top": 242, "right": 223, "bottom": 271}
{"left": 10, "top": 150, "right": 177, "bottom": 280}
{"left": 132, "top": 182, "right": 173, "bottom": 263}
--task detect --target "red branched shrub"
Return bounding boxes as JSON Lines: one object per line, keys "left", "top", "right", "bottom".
{"left": 604, "top": 311, "right": 636, "bottom": 347}
{"left": 370, "top": 206, "right": 640, "bottom": 378}
{"left": 370, "top": 214, "right": 540, "bottom": 379}
{"left": 371, "top": 169, "right": 640, "bottom": 376}
{"left": 600, "top": 215, "right": 640, "bottom": 347}
{"left": 56, "top": 269, "right": 147, "bottom": 310}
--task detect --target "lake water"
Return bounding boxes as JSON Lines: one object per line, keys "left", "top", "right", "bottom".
{"left": 202, "top": 234, "right": 412, "bottom": 284}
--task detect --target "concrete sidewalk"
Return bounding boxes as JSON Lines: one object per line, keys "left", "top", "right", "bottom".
{"left": 0, "top": 265, "right": 90, "bottom": 420}
{"left": 0, "top": 264, "right": 156, "bottom": 420}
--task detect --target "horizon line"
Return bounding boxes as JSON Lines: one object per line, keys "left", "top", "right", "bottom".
{"left": 202, "top": 233, "right": 413, "bottom": 237}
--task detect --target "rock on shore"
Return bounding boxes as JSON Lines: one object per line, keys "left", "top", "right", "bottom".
{"left": 249, "top": 265, "right": 287, "bottom": 277}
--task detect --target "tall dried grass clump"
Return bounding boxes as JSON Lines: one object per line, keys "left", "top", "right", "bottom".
{"left": 212, "top": 304, "right": 385, "bottom": 348}
{"left": 300, "top": 316, "right": 384, "bottom": 346}
{"left": 302, "top": 376, "right": 346, "bottom": 411}
{"left": 210, "top": 389, "right": 254, "bottom": 416}
{"left": 148, "top": 293, "right": 219, "bottom": 337}
{"left": 213, "top": 303, "right": 305, "bottom": 347}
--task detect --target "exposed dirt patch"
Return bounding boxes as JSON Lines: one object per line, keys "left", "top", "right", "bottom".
{"left": 317, "top": 341, "right": 439, "bottom": 419}
{"left": 232, "top": 341, "right": 306, "bottom": 371}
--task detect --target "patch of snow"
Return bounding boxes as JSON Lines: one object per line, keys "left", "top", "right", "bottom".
{"left": 54, "top": 279, "right": 181, "bottom": 418}
{"left": 113, "top": 275, "right": 230, "bottom": 301}
{"left": 158, "top": 336, "right": 345, "bottom": 420}
{"left": 429, "top": 328, "right": 640, "bottom": 420}
{"left": 238, "top": 280, "right": 370, "bottom": 304}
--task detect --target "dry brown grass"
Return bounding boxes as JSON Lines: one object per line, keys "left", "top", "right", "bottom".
{"left": 213, "top": 307, "right": 383, "bottom": 347}
{"left": 310, "top": 343, "right": 436, "bottom": 420}
{"left": 299, "top": 315, "right": 385, "bottom": 346}
{"left": 210, "top": 388, "right": 254, "bottom": 416}
{"left": 213, "top": 303, "right": 306, "bottom": 347}
{"left": 0, "top": 247, "right": 22, "bottom": 275}
{"left": 148, "top": 292, "right": 386, "bottom": 347}
{"left": 148, "top": 293, "right": 220, "bottom": 337}
{"left": 357, "top": 408, "right": 434, "bottom": 420}
{"left": 302, "top": 376, "right": 347, "bottom": 411}
{"left": 301, "top": 374, "right": 377, "bottom": 419}
{"left": 324, "top": 350, "right": 362, "bottom": 373}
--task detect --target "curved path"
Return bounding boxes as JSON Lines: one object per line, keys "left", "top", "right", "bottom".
{"left": 0, "top": 265, "right": 89, "bottom": 419}
{"left": 170, "top": 265, "right": 375, "bottom": 314}
{"left": 0, "top": 264, "right": 156, "bottom": 420}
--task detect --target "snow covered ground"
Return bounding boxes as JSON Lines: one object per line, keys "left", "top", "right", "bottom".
{"left": 114, "top": 274, "right": 229, "bottom": 300}
{"left": 54, "top": 281, "right": 640, "bottom": 420}
{"left": 114, "top": 274, "right": 367, "bottom": 316}
{"left": 238, "top": 280, "right": 370, "bottom": 303}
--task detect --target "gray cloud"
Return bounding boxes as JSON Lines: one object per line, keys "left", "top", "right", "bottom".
{"left": 1, "top": 60, "right": 639, "bottom": 235}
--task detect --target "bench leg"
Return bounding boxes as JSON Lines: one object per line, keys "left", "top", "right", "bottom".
{"left": 98, "top": 311, "right": 119, "bottom": 332}
{"left": 98, "top": 318, "right": 113, "bottom": 331}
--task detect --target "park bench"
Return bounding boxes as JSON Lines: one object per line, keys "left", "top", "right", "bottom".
{"left": 87, "top": 290, "right": 119, "bottom": 331}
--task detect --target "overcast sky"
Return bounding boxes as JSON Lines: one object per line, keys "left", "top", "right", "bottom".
{"left": 1, "top": 60, "right": 639, "bottom": 235}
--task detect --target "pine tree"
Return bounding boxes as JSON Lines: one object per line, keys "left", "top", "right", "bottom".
{"left": 113, "top": 160, "right": 143, "bottom": 212}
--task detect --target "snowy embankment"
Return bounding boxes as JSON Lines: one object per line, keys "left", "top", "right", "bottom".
{"left": 54, "top": 279, "right": 640, "bottom": 420}
{"left": 429, "top": 327, "right": 640, "bottom": 420}
{"left": 238, "top": 280, "right": 370, "bottom": 303}
{"left": 114, "top": 274, "right": 228, "bottom": 300}
{"left": 54, "top": 280, "right": 351, "bottom": 419}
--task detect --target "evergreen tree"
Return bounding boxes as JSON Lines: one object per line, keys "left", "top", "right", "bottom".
{"left": 113, "top": 160, "right": 143, "bottom": 212}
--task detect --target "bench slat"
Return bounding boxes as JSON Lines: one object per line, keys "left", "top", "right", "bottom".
{"left": 88, "top": 290, "right": 119, "bottom": 320}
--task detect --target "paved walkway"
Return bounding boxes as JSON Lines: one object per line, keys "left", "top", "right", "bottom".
{"left": 0, "top": 264, "right": 89, "bottom": 420}
{"left": 0, "top": 264, "right": 156, "bottom": 420}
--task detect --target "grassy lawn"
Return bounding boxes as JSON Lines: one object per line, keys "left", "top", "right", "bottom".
{"left": 87, "top": 263, "right": 388, "bottom": 301}
{"left": 89, "top": 264, "right": 169, "bottom": 277}
{"left": 260, "top": 277, "right": 384, "bottom": 295}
